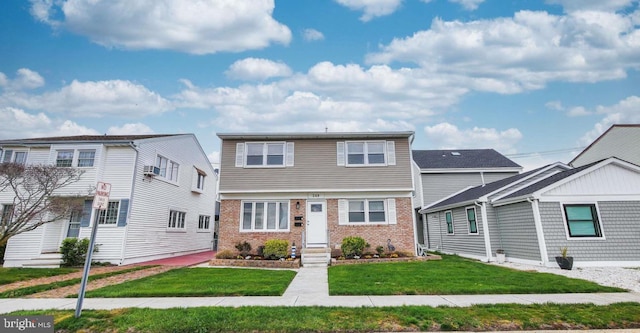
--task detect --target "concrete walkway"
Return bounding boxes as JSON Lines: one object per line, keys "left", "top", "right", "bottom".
{"left": 1, "top": 266, "right": 639, "bottom": 313}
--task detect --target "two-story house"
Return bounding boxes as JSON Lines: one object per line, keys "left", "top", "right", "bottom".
{"left": 570, "top": 124, "right": 640, "bottom": 167}
{"left": 411, "top": 149, "right": 522, "bottom": 249}
{"left": 216, "top": 132, "right": 416, "bottom": 265}
{"left": 0, "top": 134, "right": 216, "bottom": 267}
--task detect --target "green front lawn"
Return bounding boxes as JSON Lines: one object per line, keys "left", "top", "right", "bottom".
{"left": 329, "top": 255, "right": 625, "bottom": 295}
{"left": 0, "top": 267, "right": 78, "bottom": 285}
{"left": 83, "top": 267, "right": 297, "bottom": 297}
{"left": 16, "top": 303, "right": 640, "bottom": 332}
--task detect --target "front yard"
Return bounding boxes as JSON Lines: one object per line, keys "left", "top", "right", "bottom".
{"left": 329, "top": 254, "right": 625, "bottom": 295}
{"left": 0, "top": 267, "right": 78, "bottom": 285}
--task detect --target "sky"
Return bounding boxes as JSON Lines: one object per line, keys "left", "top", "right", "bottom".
{"left": 1, "top": 0, "right": 639, "bottom": 170}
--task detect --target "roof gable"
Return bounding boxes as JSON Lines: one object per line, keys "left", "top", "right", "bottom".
{"left": 412, "top": 149, "right": 521, "bottom": 170}
{"left": 570, "top": 124, "right": 640, "bottom": 167}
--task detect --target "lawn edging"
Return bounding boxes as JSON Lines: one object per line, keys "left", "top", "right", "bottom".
{"left": 331, "top": 254, "right": 441, "bottom": 265}
{"left": 209, "top": 258, "right": 301, "bottom": 268}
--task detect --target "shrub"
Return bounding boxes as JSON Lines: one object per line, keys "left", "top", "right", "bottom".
{"left": 235, "top": 241, "right": 252, "bottom": 256}
{"left": 215, "top": 250, "right": 236, "bottom": 259}
{"left": 341, "top": 236, "right": 367, "bottom": 258}
{"left": 263, "top": 239, "right": 288, "bottom": 259}
{"left": 60, "top": 238, "right": 95, "bottom": 267}
{"left": 375, "top": 246, "right": 385, "bottom": 255}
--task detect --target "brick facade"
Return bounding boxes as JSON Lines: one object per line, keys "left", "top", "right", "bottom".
{"left": 218, "top": 197, "right": 415, "bottom": 255}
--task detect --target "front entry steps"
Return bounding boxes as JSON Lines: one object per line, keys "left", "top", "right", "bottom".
{"left": 22, "top": 253, "right": 63, "bottom": 268}
{"left": 301, "top": 247, "right": 331, "bottom": 267}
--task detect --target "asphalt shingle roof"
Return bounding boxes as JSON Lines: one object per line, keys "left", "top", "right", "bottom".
{"left": 0, "top": 134, "right": 178, "bottom": 145}
{"left": 412, "top": 149, "right": 521, "bottom": 169}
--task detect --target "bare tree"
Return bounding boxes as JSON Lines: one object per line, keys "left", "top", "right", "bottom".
{"left": 0, "top": 163, "right": 85, "bottom": 247}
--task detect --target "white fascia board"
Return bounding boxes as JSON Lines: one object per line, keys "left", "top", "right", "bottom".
{"left": 419, "top": 167, "right": 522, "bottom": 174}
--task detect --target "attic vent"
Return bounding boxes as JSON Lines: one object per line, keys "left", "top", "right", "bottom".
{"left": 451, "top": 152, "right": 461, "bottom": 156}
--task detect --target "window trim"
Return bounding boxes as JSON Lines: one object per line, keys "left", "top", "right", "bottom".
{"left": 156, "top": 154, "right": 180, "bottom": 184}
{"left": 562, "top": 203, "right": 605, "bottom": 240}
{"left": 77, "top": 149, "right": 96, "bottom": 168}
{"left": 198, "top": 215, "right": 211, "bottom": 232}
{"left": 2, "top": 150, "right": 28, "bottom": 165}
{"left": 445, "top": 210, "right": 454, "bottom": 235}
{"left": 346, "top": 199, "right": 388, "bottom": 224}
{"left": 345, "top": 141, "right": 387, "bottom": 167}
{"left": 239, "top": 200, "right": 290, "bottom": 232}
{"left": 466, "top": 206, "right": 479, "bottom": 235}
{"left": 167, "top": 209, "right": 187, "bottom": 231}
{"left": 56, "top": 150, "right": 75, "bottom": 167}
{"left": 96, "top": 201, "right": 120, "bottom": 226}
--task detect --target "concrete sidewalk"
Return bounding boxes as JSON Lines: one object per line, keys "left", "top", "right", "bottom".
{"left": 1, "top": 266, "right": 639, "bottom": 313}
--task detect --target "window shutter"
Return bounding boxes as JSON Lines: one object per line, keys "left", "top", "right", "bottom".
{"left": 338, "top": 199, "right": 348, "bottom": 225}
{"left": 117, "top": 199, "right": 129, "bottom": 227}
{"left": 286, "top": 142, "right": 295, "bottom": 167}
{"left": 337, "top": 142, "right": 345, "bottom": 166}
{"left": 387, "top": 198, "right": 397, "bottom": 224}
{"left": 80, "top": 200, "right": 93, "bottom": 227}
{"left": 235, "top": 143, "right": 244, "bottom": 167}
{"left": 386, "top": 141, "right": 396, "bottom": 166}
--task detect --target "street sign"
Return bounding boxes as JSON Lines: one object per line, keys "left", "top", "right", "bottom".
{"left": 92, "top": 182, "right": 111, "bottom": 209}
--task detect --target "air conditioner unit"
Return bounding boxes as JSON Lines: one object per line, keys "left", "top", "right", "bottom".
{"left": 143, "top": 165, "right": 160, "bottom": 176}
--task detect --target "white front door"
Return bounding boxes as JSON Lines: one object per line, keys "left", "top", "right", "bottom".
{"left": 306, "top": 200, "right": 327, "bottom": 246}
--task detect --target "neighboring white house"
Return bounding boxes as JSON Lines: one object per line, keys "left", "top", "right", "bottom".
{"left": 0, "top": 134, "right": 217, "bottom": 267}
{"left": 571, "top": 124, "right": 640, "bottom": 167}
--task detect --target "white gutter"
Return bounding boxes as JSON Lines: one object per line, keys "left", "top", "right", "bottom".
{"left": 475, "top": 201, "right": 492, "bottom": 262}
{"left": 528, "top": 198, "right": 549, "bottom": 266}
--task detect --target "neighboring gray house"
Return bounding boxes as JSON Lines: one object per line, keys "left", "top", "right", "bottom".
{"left": 422, "top": 157, "right": 640, "bottom": 268}
{"left": 412, "top": 149, "right": 522, "bottom": 246}
{"left": 1, "top": 134, "right": 217, "bottom": 267}
{"left": 571, "top": 124, "right": 640, "bottom": 167}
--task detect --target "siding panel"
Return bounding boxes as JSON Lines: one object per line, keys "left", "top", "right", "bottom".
{"left": 494, "top": 202, "right": 541, "bottom": 261}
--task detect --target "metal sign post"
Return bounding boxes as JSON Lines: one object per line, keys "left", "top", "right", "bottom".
{"left": 75, "top": 182, "right": 110, "bottom": 318}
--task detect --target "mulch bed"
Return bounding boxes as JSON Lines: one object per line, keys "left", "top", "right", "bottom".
{"left": 331, "top": 254, "right": 441, "bottom": 265}
{"left": 209, "top": 259, "right": 301, "bottom": 269}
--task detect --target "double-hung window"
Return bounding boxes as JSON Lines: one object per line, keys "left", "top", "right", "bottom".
{"left": 563, "top": 204, "right": 603, "bottom": 238}
{"left": 466, "top": 207, "right": 478, "bottom": 234}
{"left": 77, "top": 150, "right": 96, "bottom": 167}
{"left": 445, "top": 211, "right": 454, "bottom": 234}
{"left": 246, "top": 143, "right": 285, "bottom": 167}
{"left": 241, "top": 201, "right": 289, "bottom": 231}
{"left": 348, "top": 199, "right": 386, "bottom": 223}
{"left": 2, "top": 150, "right": 27, "bottom": 164}
{"left": 168, "top": 210, "right": 186, "bottom": 229}
{"left": 156, "top": 155, "right": 179, "bottom": 182}
{"left": 198, "top": 215, "right": 210, "bottom": 230}
{"left": 1, "top": 204, "right": 15, "bottom": 225}
{"left": 346, "top": 142, "right": 386, "bottom": 166}
{"left": 196, "top": 172, "right": 205, "bottom": 190}
{"left": 56, "top": 150, "right": 74, "bottom": 167}
{"left": 97, "top": 201, "right": 119, "bottom": 225}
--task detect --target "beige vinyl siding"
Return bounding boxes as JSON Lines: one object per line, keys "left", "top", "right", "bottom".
{"left": 219, "top": 138, "right": 413, "bottom": 192}
{"left": 122, "top": 135, "right": 216, "bottom": 264}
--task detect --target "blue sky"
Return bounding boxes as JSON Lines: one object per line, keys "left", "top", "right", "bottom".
{"left": 1, "top": 0, "right": 639, "bottom": 170}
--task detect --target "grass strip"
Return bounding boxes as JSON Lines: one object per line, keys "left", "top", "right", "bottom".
{"left": 0, "top": 267, "right": 79, "bottom": 285}
{"left": 13, "top": 303, "right": 640, "bottom": 332}
{"left": 83, "top": 267, "right": 297, "bottom": 297}
{"left": 329, "top": 254, "right": 626, "bottom": 295}
{"left": 0, "top": 266, "right": 156, "bottom": 298}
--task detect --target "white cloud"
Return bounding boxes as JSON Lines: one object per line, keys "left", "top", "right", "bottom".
{"left": 545, "top": 0, "right": 636, "bottom": 13}
{"left": 0, "top": 107, "right": 98, "bottom": 139}
{"left": 334, "top": 0, "right": 403, "bottom": 21}
{"left": 208, "top": 151, "right": 220, "bottom": 165}
{"left": 579, "top": 95, "right": 640, "bottom": 145}
{"left": 303, "top": 28, "right": 325, "bottom": 41}
{"left": 225, "top": 58, "right": 293, "bottom": 81}
{"left": 449, "top": 0, "right": 485, "bottom": 11}
{"left": 107, "top": 123, "right": 155, "bottom": 135}
{"left": 30, "top": 0, "right": 291, "bottom": 54}
{"left": 567, "top": 106, "right": 591, "bottom": 116}
{"left": 423, "top": 122, "right": 523, "bottom": 153}
{"left": 545, "top": 100, "right": 564, "bottom": 111}
{"left": 0, "top": 68, "right": 45, "bottom": 91}
{"left": 366, "top": 10, "right": 640, "bottom": 93}
{"left": 3, "top": 79, "right": 172, "bottom": 117}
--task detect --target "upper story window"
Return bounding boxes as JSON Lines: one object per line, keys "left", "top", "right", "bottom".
{"left": 56, "top": 150, "right": 74, "bottom": 167}
{"left": 77, "top": 150, "right": 96, "bottom": 167}
{"left": 337, "top": 141, "right": 396, "bottom": 167}
{"left": 1, "top": 150, "right": 27, "bottom": 165}
{"left": 156, "top": 155, "right": 179, "bottom": 182}
{"left": 563, "top": 204, "right": 603, "bottom": 238}
{"left": 235, "top": 142, "right": 294, "bottom": 168}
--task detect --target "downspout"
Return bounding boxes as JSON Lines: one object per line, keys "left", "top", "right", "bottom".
{"left": 528, "top": 198, "right": 549, "bottom": 266}
{"left": 475, "top": 201, "right": 492, "bottom": 262}
{"left": 119, "top": 142, "right": 139, "bottom": 265}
